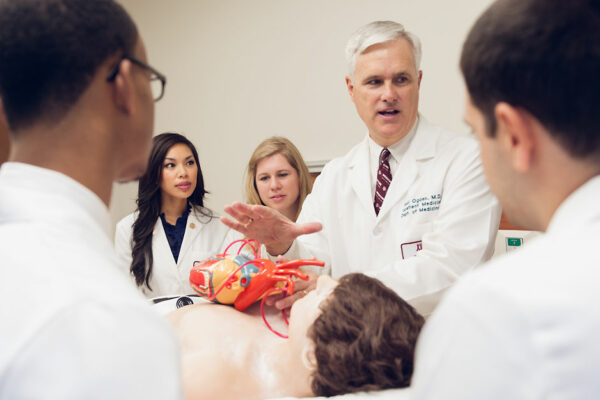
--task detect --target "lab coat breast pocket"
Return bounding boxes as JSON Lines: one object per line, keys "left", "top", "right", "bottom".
{"left": 397, "top": 221, "right": 432, "bottom": 260}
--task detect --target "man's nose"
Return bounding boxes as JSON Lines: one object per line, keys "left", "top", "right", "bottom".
{"left": 381, "top": 82, "right": 398, "bottom": 102}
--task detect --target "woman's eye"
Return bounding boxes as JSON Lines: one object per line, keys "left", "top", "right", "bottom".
{"left": 259, "top": 176, "right": 269, "bottom": 182}
{"left": 278, "top": 172, "right": 289, "bottom": 178}
{"left": 186, "top": 160, "right": 195, "bottom": 166}
{"left": 164, "top": 163, "right": 174, "bottom": 168}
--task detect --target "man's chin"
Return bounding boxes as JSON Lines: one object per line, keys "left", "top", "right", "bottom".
{"left": 115, "top": 176, "right": 141, "bottom": 184}
{"left": 115, "top": 165, "right": 146, "bottom": 183}
{"left": 370, "top": 130, "right": 410, "bottom": 146}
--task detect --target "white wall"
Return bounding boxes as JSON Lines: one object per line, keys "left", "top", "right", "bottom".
{"left": 110, "top": 0, "right": 494, "bottom": 229}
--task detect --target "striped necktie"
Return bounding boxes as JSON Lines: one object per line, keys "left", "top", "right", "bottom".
{"left": 374, "top": 148, "right": 392, "bottom": 216}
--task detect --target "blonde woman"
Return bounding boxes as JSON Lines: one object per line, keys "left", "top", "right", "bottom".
{"left": 245, "top": 136, "right": 312, "bottom": 221}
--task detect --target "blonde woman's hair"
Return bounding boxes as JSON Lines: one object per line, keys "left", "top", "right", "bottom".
{"left": 245, "top": 136, "right": 312, "bottom": 221}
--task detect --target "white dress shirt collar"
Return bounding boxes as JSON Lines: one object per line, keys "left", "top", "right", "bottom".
{"left": 368, "top": 115, "right": 420, "bottom": 197}
{"left": 547, "top": 174, "right": 600, "bottom": 234}
{"left": 0, "top": 162, "right": 112, "bottom": 238}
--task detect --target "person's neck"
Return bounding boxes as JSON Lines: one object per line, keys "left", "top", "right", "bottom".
{"left": 281, "top": 204, "right": 299, "bottom": 222}
{"left": 535, "top": 163, "right": 600, "bottom": 232}
{"left": 370, "top": 114, "right": 418, "bottom": 148}
{"left": 9, "top": 117, "right": 115, "bottom": 206}
{"left": 259, "top": 340, "right": 313, "bottom": 398}
{"left": 522, "top": 136, "right": 600, "bottom": 231}
{"left": 161, "top": 195, "right": 189, "bottom": 225}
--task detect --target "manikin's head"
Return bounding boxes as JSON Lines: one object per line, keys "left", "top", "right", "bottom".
{"left": 345, "top": 21, "right": 423, "bottom": 147}
{"left": 290, "top": 273, "right": 425, "bottom": 396}
{"left": 461, "top": 0, "right": 600, "bottom": 230}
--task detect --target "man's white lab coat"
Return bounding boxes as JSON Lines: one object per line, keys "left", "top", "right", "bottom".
{"left": 286, "top": 116, "right": 501, "bottom": 316}
{"left": 412, "top": 176, "right": 600, "bottom": 399}
{"left": 0, "top": 162, "right": 183, "bottom": 399}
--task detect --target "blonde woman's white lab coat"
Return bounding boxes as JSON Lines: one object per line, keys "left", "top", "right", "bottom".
{"left": 286, "top": 116, "right": 502, "bottom": 317}
{"left": 115, "top": 207, "right": 233, "bottom": 298}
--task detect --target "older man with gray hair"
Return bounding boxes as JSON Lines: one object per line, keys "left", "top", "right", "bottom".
{"left": 223, "top": 21, "right": 500, "bottom": 317}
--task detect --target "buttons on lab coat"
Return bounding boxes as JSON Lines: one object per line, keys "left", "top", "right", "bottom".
{"left": 190, "top": 223, "right": 195, "bottom": 229}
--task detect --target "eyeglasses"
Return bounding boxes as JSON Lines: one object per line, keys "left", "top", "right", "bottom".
{"left": 106, "top": 55, "right": 167, "bottom": 102}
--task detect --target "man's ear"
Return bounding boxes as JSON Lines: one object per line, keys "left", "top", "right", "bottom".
{"left": 0, "top": 98, "right": 10, "bottom": 164}
{"left": 301, "top": 341, "right": 317, "bottom": 371}
{"left": 345, "top": 76, "right": 355, "bottom": 102}
{"left": 494, "top": 102, "right": 536, "bottom": 173}
{"left": 417, "top": 70, "right": 423, "bottom": 88}
{"left": 112, "top": 59, "right": 135, "bottom": 115}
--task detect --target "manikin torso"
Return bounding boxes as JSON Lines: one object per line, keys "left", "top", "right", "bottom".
{"left": 168, "top": 302, "right": 313, "bottom": 400}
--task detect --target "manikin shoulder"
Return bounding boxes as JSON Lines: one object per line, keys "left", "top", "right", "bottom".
{"left": 168, "top": 303, "right": 288, "bottom": 400}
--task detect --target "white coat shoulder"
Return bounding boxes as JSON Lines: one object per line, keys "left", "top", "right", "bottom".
{"left": 116, "top": 211, "right": 137, "bottom": 233}
{"left": 424, "top": 119, "right": 479, "bottom": 159}
{"left": 114, "top": 211, "right": 139, "bottom": 278}
{"left": 316, "top": 116, "right": 478, "bottom": 180}
{"left": 311, "top": 137, "right": 367, "bottom": 186}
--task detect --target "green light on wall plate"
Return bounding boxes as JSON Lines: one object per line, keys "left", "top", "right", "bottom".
{"left": 506, "top": 237, "right": 523, "bottom": 247}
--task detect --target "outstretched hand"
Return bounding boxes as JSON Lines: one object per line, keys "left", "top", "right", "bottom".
{"left": 274, "top": 270, "right": 319, "bottom": 310}
{"left": 263, "top": 256, "right": 320, "bottom": 310}
{"left": 221, "top": 202, "right": 322, "bottom": 255}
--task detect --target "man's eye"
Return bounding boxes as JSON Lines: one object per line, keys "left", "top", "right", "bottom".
{"left": 367, "top": 80, "right": 381, "bottom": 85}
{"left": 395, "top": 77, "right": 408, "bottom": 84}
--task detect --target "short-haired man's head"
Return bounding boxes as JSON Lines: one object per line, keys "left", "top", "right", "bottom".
{"left": 345, "top": 20, "right": 422, "bottom": 80}
{"left": 308, "top": 273, "right": 425, "bottom": 397}
{"left": 245, "top": 136, "right": 312, "bottom": 220}
{"left": 0, "top": 0, "right": 138, "bottom": 132}
{"left": 461, "top": 0, "right": 600, "bottom": 158}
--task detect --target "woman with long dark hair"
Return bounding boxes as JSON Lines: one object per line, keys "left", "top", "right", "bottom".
{"left": 115, "top": 133, "right": 230, "bottom": 298}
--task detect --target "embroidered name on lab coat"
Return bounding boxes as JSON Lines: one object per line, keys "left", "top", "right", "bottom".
{"left": 401, "top": 193, "right": 442, "bottom": 218}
